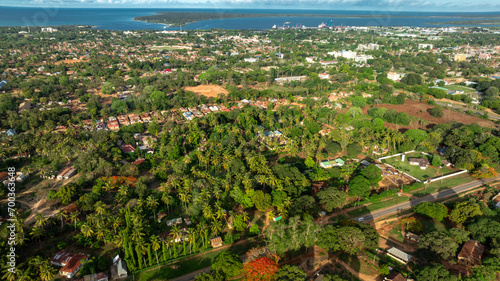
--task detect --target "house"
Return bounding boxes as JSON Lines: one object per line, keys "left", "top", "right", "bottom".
{"left": 458, "top": 240, "right": 485, "bottom": 267}
{"left": 107, "top": 120, "right": 120, "bottom": 131}
{"left": 127, "top": 114, "right": 141, "bottom": 124}
{"left": 311, "top": 181, "right": 328, "bottom": 194}
{"left": 387, "top": 72, "right": 402, "bottom": 82}
{"left": 140, "top": 112, "right": 151, "bottom": 123}
{"left": 50, "top": 251, "right": 89, "bottom": 278}
{"left": 386, "top": 247, "right": 412, "bottom": 264}
{"left": 408, "top": 158, "right": 430, "bottom": 170}
{"left": 478, "top": 53, "right": 491, "bottom": 60}
{"left": 441, "top": 159, "right": 451, "bottom": 167}
{"left": 0, "top": 80, "right": 7, "bottom": 89}
{"left": 6, "top": 129, "right": 16, "bottom": 136}
{"left": 274, "top": 76, "right": 307, "bottom": 85}
{"left": 110, "top": 255, "right": 128, "bottom": 280}
{"left": 81, "top": 272, "right": 108, "bottom": 281}
{"left": 57, "top": 167, "right": 77, "bottom": 180}
{"left": 405, "top": 232, "right": 420, "bottom": 243}
{"left": 121, "top": 145, "right": 135, "bottom": 153}
{"left": 384, "top": 272, "right": 406, "bottom": 281}
{"left": 16, "top": 173, "right": 28, "bottom": 182}
{"left": 418, "top": 43, "right": 433, "bottom": 49}
{"left": 210, "top": 237, "right": 223, "bottom": 248}
{"left": 454, "top": 54, "right": 467, "bottom": 62}
{"left": 318, "top": 73, "right": 330, "bottom": 80}
{"left": 19, "top": 101, "right": 32, "bottom": 111}
{"left": 320, "top": 158, "right": 345, "bottom": 169}
{"left": 117, "top": 115, "right": 130, "bottom": 126}
{"left": 244, "top": 58, "right": 258, "bottom": 63}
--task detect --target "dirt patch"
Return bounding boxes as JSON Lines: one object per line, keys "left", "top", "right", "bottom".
{"left": 184, "top": 84, "right": 229, "bottom": 98}
{"left": 363, "top": 100, "right": 497, "bottom": 131}
{"left": 54, "top": 59, "right": 88, "bottom": 65}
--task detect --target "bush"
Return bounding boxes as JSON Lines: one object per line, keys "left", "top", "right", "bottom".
{"left": 429, "top": 107, "right": 443, "bottom": 117}
{"left": 249, "top": 224, "right": 260, "bottom": 236}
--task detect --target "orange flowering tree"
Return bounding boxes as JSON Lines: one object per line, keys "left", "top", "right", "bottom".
{"left": 242, "top": 255, "right": 279, "bottom": 281}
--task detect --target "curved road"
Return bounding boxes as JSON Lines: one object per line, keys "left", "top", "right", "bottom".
{"left": 357, "top": 176, "right": 500, "bottom": 222}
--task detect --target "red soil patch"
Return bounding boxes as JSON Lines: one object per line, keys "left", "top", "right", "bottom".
{"left": 54, "top": 59, "right": 88, "bottom": 65}
{"left": 362, "top": 100, "right": 497, "bottom": 131}
{"left": 184, "top": 84, "right": 228, "bottom": 98}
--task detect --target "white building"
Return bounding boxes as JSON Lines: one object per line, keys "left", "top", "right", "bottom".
{"left": 418, "top": 43, "right": 433, "bottom": 49}
{"left": 244, "top": 58, "right": 259, "bottom": 63}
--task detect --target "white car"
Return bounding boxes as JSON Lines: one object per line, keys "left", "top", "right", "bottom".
{"left": 356, "top": 217, "right": 364, "bottom": 222}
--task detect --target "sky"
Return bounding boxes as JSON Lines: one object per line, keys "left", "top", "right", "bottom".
{"left": 1, "top": 0, "right": 500, "bottom": 12}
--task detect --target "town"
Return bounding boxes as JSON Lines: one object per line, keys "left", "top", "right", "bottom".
{"left": 0, "top": 23, "right": 500, "bottom": 281}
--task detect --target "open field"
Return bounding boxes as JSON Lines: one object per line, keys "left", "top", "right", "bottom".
{"left": 381, "top": 153, "right": 457, "bottom": 181}
{"left": 150, "top": 45, "right": 192, "bottom": 50}
{"left": 184, "top": 84, "right": 229, "bottom": 98}
{"left": 364, "top": 100, "right": 496, "bottom": 130}
{"left": 443, "top": 84, "right": 478, "bottom": 94}
{"left": 54, "top": 58, "right": 88, "bottom": 65}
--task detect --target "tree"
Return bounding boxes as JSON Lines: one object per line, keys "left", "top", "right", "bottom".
{"left": 275, "top": 265, "right": 306, "bottom": 281}
{"left": 347, "top": 107, "right": 362, "bottom": 118}
{"left": 449, "top": 228, "right": 470, "bottom": 244}
{"left": 413, "top": 202, "right": 448, "bottom": 222}
{"left": 317, "top": 187, "right": 347, "bottom": 212}
{"left": 252, "top": 190, "right": 271, "bottom": 212}
{"left": 101, "top": 82, "right": 115, "bottom": 95}
{"left": 360, "top": 164, "right": 382, "bottom": 187}
{"left": 211, "top": 251, "right": 242, "bottom": 279}
{"left": 414, "top": 264, "right": 457, "bottom": 281}
{"left": 429, "top": 107, "right": 443, "bottom": 117}
{"left": 194, "top": 273, "right": 217, "bottom": 281}
{"left": 346, "top": 143, "right": 362, "bottom": 158}
{"left": 431, "top": 155, "right": 442, "bottom": 167}
{"left": 449, "top": 200, "right": 483, "bottom": 226}
{"left": 348, "top": 175, "right": 370, "bottom": 201}
{"left": 418, "top": 231, "right": 458, "bottom": 260}
{"left": 242, "top": 256, "right": 279, "bottom": 281}
{"left": 401, "top": 73, "right": 422, "bottom": 85}
{"left": 305, "top": 157, "right": 315, "bottom": 168}
{"left": 336, "top": 226, "right": 366, "bottom": 255}
{"left": 379, "top": 264, "right": 390, "bottom": 276}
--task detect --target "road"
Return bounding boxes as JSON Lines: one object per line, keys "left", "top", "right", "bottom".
{"left": 356, "top": 176, "right": 500, "bottom": 222}
{"left": 435, "top": 101, "right": 500, "bottom": 121}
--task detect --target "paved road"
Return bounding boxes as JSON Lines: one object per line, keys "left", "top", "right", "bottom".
{"left": 356, "top": 176, "right": 500, "bottom": 222}
{"left": 435, "top": 101, "right": 500, "bottom": 121}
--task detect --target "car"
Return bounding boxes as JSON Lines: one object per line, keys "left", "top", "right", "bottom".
{"left": 356, "top": 217, "right": 364, "bottom": 222}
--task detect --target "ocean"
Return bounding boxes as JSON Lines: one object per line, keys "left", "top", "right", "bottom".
{"left": 0, "top": 6, "right": 499, "bottom": 30}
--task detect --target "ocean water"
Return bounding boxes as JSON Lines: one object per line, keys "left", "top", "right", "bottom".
{"left": 0, "top": 6, "right": 499, "bottom": 30}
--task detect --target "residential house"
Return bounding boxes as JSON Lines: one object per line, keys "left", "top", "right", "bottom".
{"left": 140, "top": 112, "right": 151, "bottom": 123}
{"left": 478, "top": 53, "right": 491, "bottom": 60}
{"left": 57, "top": 167, "right": 77, "bottom": 180}
{"left": 110, "top": 255, "right": 128, "bottom": 280}
{"left": 121, "top": 145, "right": 135, "bottom": 153}
{"left": 6, "top": 129, "right": 16, "bottom": 136}
{"left": 318, "top": 73, "right": 330, "bottom": 79}
{"left": 274, "top": 76, "right": 307, "bottom": 85}
{"left": 320, "top": 158, "right": 345, "bottom": 169}
{"left": 418, "top": 43, "right": 433, "bottom": 49}
{"left": 384, "top": 272, "right": 406, "bottom": 281}
{"left": 244, "top": 58, "right": 258, "bottom": 63}
{"left": 408, "top": 158, "right": 430, "bottom": 170}
{"left": 387, "top": 247, "right": 412, "bottom": 264}
{"left": 82, "top": 119, "right": 93, "bottom": 130}
{"left": 107, "top": 120, "right": 120, "bottom": 131}
{"left": 210, "top": 237, "right": 223, "bottom": 248}
{"left": 19, "top": 101, "right": 32, "bottom": 112}
{"left": 405, "top": 232, "right": 420, "bottom": 243}
{"left": 127, "top": 114, "right": 141, "bottom": 124}
{"left": 50, "top": 251, "right": 89, "bottom": 278}
{"left": 117, "top": 115, "right": 130, "bottom": 126}
{"left": 80, "top": 272, "right": 108, "bottom": 281}
{"left": 454, "top": 54, "right": 467, "bottom": 62}
{"left": 387, "top": 72, "right": 402, "bottom": 82}
{"left": 458, "top": 240, "right": 485, "bottom": 267}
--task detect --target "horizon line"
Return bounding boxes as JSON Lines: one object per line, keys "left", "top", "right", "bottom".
{"left": 0, "top": 5, "right": 499, "bottom": 13}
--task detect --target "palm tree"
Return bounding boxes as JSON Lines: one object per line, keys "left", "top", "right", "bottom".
{"left": 30, "top": 226, "right": 45, "bottom": 247}
{"left": 2, "top": 264, "right": 16, "bottom": 281}
{"left": 186, "top": 228, "right": 196, "bottom": 254}
{"left": 80, "top": 223, "right": 94, "bottom": 238}
{"left": 94, "top": 201, "right": 106, "bottom": 216}
{"left": 15, "top": 268, "right": 31, "bottom": 281}
{"left": 146, "top": 195, "right": 159, "bottom": 221}
{"left": 150, "top": 235, "right": 161, "bottom": 266}
{"left": 39, "top": 261, "right": 56, "bottom": 281}
{"left": 161, "top": 192, "right": 173, "bottom": 213}
{"left": 55, "top": 209, "right": 67, "bottom": 234}
{"left": 34, "top": 214, "right": 47, "bottom": 228}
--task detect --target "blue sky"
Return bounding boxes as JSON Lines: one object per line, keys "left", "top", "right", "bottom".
{"left": 2, "top": 0, "right": 500, "bottom": 12}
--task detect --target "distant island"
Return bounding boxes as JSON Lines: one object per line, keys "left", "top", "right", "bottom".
{"left": 134, "top": 11, "right": 500, "bottom": 27}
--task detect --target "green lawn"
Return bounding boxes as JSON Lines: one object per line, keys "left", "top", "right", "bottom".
{"left": 347, "top": 196, "right": 410, "bottom": 217}
{"left": 133, "top": 243, "right": 252, "bottom": 281}
{"left": 412, "top": 173, "right": 475, "bottom": 196}
{"left": 382, "top": 153, "right": 456, "bottom": 181}
{"left": 443, "top": 84, "right": 477, "bottom": 94}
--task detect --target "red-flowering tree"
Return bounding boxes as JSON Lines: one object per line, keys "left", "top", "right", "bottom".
{"left": 243, "top": 256, "right": 279, "bottom": 281}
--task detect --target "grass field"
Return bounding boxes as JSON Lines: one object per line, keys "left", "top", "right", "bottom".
{"left": 382, "top": 153, "right": 456, "bottom": 181}
{"left": 133, "top": 243, "right": 252, "bottom": 281}
{"left": 347, "top": 196, "right": 410, "bottom": 217}
{"left": 412, "top": 173, "right": 475, "bottom": 197}
{"left": 443, "top": 84, "right": 477, "bottom": 94}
